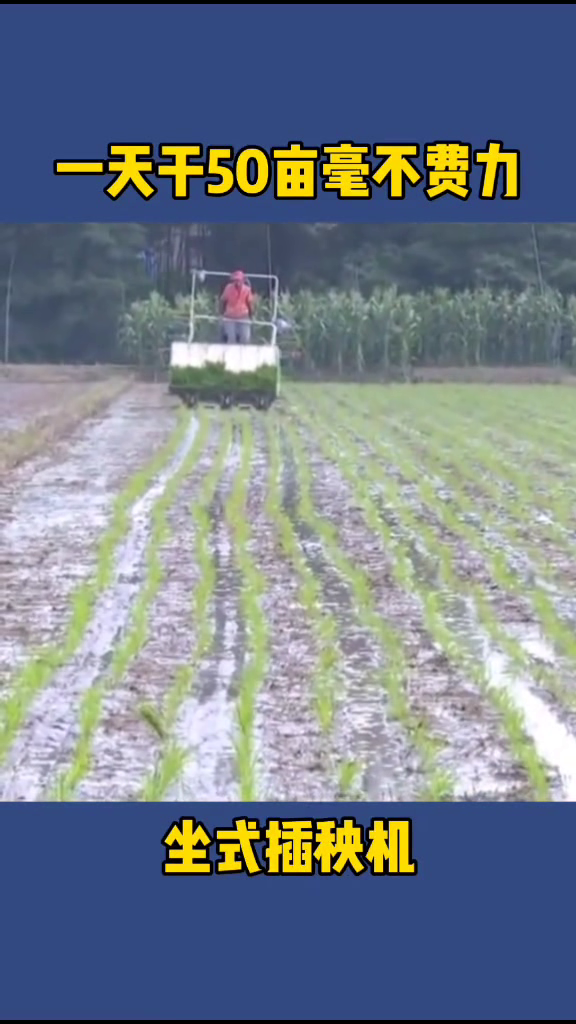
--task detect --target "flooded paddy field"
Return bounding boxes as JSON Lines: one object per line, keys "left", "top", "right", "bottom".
{"left": 2, "top": 376, "right": 576, "bottom": 801}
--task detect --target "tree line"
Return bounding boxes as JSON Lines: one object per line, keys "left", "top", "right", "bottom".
{"left": 3, "top": 223, "right": 576, "bottom": 364}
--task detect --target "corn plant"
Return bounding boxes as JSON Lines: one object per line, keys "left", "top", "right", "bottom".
{"left": 281, "top": 285, "right": 574, "bottom": 371}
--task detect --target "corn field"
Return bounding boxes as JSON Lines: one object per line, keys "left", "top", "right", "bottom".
{"left": 281, "top": 287, "right": 576, "bottom": 372}
{"left": 118, "top": 285, "right": 576, "bottom": 373}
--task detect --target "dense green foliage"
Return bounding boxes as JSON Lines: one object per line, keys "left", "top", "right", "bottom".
{"left": 122, "top": 284, "right": 576, "bottom": 374}
{"left": 169, "top": 363, "right": 277, "bottom": 394}
{"left": 4, "top": 222, "right": 576, "bottom": 367}
{"left": 0, "top": 224, "right": 147, "bottom": 362}
{"left": 282, "top": 286, "right": 576, "bottom": 371}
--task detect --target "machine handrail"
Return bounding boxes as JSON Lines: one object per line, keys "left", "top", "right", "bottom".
{"left": 191, "top": 313, "right": 278, "bottom": 329}
{"left": 191, "top": 269, "right": 279, "bottom": 283}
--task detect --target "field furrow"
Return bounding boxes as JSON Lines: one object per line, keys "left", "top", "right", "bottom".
{"left": 0, "top": 385, "right": 180, "bottom": 681}
{"left": 0, "top": 411, "right": 198, "bottom": 799}
{"left": 280, "top": 425, "right": 422, "bottom": 799}
{"left": 288, "top": 403, "right": 537, "bottom": 800}
{"left": 4, "top": 375, "right": 576, "bottom": 801}
{"left": 69, "top": 415, "right": 224, "bottom": 801}
{"left": 159, "top": 421, "right": 249, "bottom": 801}
{"left": 250, "top": 416, "right": 336, "bottom": 800}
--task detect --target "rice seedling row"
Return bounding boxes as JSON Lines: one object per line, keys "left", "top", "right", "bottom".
{"left": 5, "top": 376, "right": 576, "bottom": 801}
{"left": 287, "top": 394, "right": 544, "bottom": 799}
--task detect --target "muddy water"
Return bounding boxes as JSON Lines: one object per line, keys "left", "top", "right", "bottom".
{"left": 247, "top": 420, "right": 337, "bottom": 801}
{"left": 343, "top": 423, "right": 576, "bottom": 660}
{"left": 292, "top": 425, "right": 533, "bottom": 801}
{"left": 73, "top": 423, "right": 224, "bottom": 801}
{"left": 445, "top": 601, "right": 576, "bottom": 801}
{"left": 279, "top": 430, "right": 424, "bottom": 801}
{"left": 342, "top": 448, "right": 576, "bottom": 800}
{"left": 166, "top": 428, "right": 247, "bottom": 801}
{"left": 364, "top": 492, "right": 563, "bottom": 800}
{"left": 6, "top": 386, "right": 570, "bottom": 802}
{"left": 360, "top": 419, "right": 576, "bottom": 623}
{"left": 348, "top": 430, "right": 576, "bottom": 706}
{"left": 483, "top": 646, "right": 576, "bottom": 801}
{"left": 0, "top": 411, "right": 197, "bottom": 802}
{"left": 0, "top": 385, "right": 179, "bottom": 682}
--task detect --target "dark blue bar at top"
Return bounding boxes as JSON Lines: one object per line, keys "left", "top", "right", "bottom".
{"left": 0, "top": 3, "right": 574, "bottom": 222}
{"left": 0, "top": 803, "right": 573, "bottom": 1021}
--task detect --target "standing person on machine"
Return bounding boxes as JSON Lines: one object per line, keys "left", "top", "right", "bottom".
{"left": 220, "top": 270, "right": 254, "bottom": 343}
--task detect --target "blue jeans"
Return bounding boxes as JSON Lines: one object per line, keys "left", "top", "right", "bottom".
{"left": 221, "top": 318, "right": 251, "bottom": 344}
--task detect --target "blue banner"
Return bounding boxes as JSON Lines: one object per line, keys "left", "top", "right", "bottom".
{"left": 3, "top": 804, "right": 572, "bottom": 1020}
{"left": 0, "top": 3, "right": 571, "bottom": 222}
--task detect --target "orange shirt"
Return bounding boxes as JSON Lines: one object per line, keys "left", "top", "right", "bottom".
{"left": 221, "top": 281, "right": 252, "bottom": 318}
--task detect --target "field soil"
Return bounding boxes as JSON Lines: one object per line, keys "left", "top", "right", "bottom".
{"left": 2, "top": 372, "right": 576, "bottom": 801}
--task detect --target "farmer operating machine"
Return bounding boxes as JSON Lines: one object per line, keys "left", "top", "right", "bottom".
{"left": 169, "top": 269, "right": 282, "bottom": 410}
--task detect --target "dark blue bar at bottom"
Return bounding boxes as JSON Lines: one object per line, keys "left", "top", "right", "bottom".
{"left": 0, "top": 803, "right": 570, "bottom": 1020}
